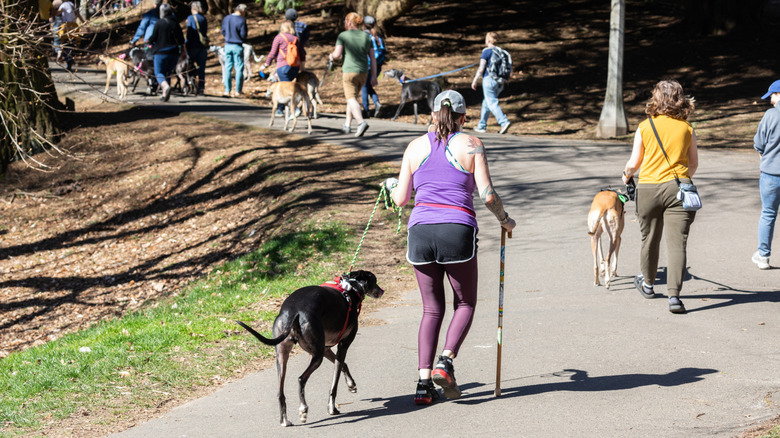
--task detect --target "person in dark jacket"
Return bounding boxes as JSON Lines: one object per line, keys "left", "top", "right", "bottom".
{"left": 147, "top": 3, "right": 185, "bottom": 101}
{"left": 186, "top": 1, "right": 208, "bottom": 95}
{"left": 221, "top": 3, "right": 248, "bottom": 97}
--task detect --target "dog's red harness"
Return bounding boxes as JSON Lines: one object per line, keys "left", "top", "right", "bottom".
{"left": 320, "top": 276, "right": 363, "bottom": 344}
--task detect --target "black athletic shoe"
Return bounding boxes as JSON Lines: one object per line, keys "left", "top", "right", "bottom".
{"left": 414, "top": 379, "right": 439, "bottom": 405}
{"left": 432, "top": 355, "right": 461, "bottom": 399}
{"left": 634, "top": 274, "right": 655, "bottom": 299}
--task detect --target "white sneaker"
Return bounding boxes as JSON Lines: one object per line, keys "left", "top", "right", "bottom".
{"left": 499, "top": 121, "right": 511, "bottom": 134}
{"left": 473, "top": 127, "right": 487, "bottom": 133}
{"left": 752, "top": 251, "right": 770, "bottom": 270}
{"left": 355, "top": 121, "right": 369, "bottom": 137}
{"left": 341, "top": 124, "right": 351, "bottom": 134}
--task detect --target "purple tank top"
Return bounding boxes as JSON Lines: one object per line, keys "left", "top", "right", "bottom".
{"left": 408, "top": 132, "right": 478, "bottom": 229}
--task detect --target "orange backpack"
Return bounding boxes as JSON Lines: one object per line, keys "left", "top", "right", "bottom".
{"left": 281, "top": 34, "right": 300, "bottom": 67}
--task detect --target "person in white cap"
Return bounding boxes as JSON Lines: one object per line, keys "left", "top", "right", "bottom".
{"left": 752, "top": 79, "right": 780, "bottom": 270}
{"left": 384, "top": 89, "right": 516, "bottom": 405}
{"left": 361, "top": 15, "right": 386, "bottom": 118}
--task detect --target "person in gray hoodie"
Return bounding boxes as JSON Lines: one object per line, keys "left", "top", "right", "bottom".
{"left": 752, "top": 79, "right": 780, "bottom": 269}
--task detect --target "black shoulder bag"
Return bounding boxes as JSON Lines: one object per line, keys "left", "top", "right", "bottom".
{"left": 647, "top": 117, "right": 702, "bottom": 211}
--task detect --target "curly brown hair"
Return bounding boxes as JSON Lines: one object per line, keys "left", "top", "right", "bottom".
{"left": 645, "top": 79, "right": 695, "bottom": 120}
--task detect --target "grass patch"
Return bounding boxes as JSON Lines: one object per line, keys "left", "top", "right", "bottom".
{"left": 0, "top": 222, "right": 353, "bottom": 436}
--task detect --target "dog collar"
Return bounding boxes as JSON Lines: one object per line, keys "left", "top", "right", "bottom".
{"left": 617, "top": 193, "right": 628, "bottom": 204}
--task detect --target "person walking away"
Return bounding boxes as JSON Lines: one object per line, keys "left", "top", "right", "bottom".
{"left": 147, "top": 3, "right": 185, "bottom": 102}
{"left": 186, "top": 1, "right": 208, "bottom": 95}
{"left": 222, "top": 3, "right": 248, "bottom": 97}
{"left": 751, "top": 79, "right": 780, "bottom": 270}
{"left": 328, "top": 12, "right": 377, "bottom": 137}
{"left": 361, "top": 15, "right": 386, "bottom": 118}
{"left": 53, "top": 0, "right": 86, "bottom": 71}
{"left": 130, "top": 0, "right": 164, "bottom": 92}
{"left": 471, "top": 32, "right": 511, "bottom": 134}
{"left": 285, "top": 8, "right": 309, "bottom": 47}
{"left": 263, "top": 20, "right": 306, "bottom": 116}
{"left": 131, "top": 0, "right": 163, "bottom": 46}
{"left": 621, "top": 79, "right": 699, "bottom": 314}
{"left": 384, "top": 90, "right": 517, "bottom": 404}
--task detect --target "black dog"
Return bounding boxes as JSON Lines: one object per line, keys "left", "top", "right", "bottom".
{"left": 128, "top": 46, "right": 156, "bottom": 94}
{"left": 384, "top": 68, "right": 442, "bottom": 124}
{"left": 172, "top": 54, "right": 196, "bottom": 96}
{"left": 236, "top": 270, "right": 384, "bottom": 427}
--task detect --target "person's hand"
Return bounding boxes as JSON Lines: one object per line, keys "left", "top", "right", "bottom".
{"left": 471, "top": 80, "right": 478, "bottom": 91}
{"left": 384, "top": 177, "right": 399, "bottom": 191}
{"left": 501, "top": 216, "right": 516, "bottom": 232}
{"left": 370, "top": 77, "right": 378, "bottom": 87}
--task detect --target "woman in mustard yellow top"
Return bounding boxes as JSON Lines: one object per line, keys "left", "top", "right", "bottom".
{"left": 621, "top": 80, "right": 699, "bottom": 314}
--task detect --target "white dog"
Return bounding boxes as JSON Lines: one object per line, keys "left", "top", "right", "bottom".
{"left": 208, "top": 44, "right": 263, "bottom": 80}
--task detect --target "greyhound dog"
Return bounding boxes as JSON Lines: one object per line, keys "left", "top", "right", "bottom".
{"left": 237, "top": 271, "right": 384, "bottom": 427}
{"left": 384, "top": 68, "right": 442, "bottom": 124}
{"left": 266, "top": 80, "right": 313, "bottom": 134}
{"left": 294, "top": 71, "right": 323, "bottom": 119}
{"left": 128, "top": 46, "right": 156, "bottom": 94}
{"left": 97, "top": 54, "right": 129, "bottom": 100}
{"left": 209, "top": 44, "right": 264, "bottom": 80}
{"left": 172, "top": 54, "right": 196, "bottom": 96}
{"left": 587, "top": 190, "right": 626, "bottom": 289}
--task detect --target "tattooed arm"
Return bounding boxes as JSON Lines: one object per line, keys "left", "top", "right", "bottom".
{"left": 467, "top": 136, "right": 517, "bottom": 231}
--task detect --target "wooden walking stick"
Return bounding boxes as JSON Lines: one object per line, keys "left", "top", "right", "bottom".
{"left": 496, "top": 228, "right": 511, "bottom": 396}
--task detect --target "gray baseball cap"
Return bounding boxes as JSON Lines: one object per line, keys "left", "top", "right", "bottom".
{"left": 433, "top": 90, "right": 466, "bottom": 114}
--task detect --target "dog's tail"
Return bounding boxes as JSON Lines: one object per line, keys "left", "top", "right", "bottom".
{"left": 587, "top": 207, "right": 607, "bottom": 236}
{"left": 236, "top": 316, "right": 297, "bottom": 346}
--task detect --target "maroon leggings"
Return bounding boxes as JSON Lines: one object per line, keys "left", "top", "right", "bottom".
{"left": 414, "top": 256, "right": 478, "bottom": 370}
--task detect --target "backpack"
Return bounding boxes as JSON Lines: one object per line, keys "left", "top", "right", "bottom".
{"left": 488, "top": 46, "right": 512, "bottom": 84}
{"left": 369, "top": 32, "right": 387, "bottom": 65}
{"left": 281, "top": 34, "right": 300, "bottom": 67}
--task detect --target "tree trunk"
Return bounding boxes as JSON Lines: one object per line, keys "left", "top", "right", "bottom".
{"left": 345, "top": 0, "right": 421, "bottom": 35}
{"left": 0, "top": 0, "right": 62, "bottom": 175}
{"left": 204, "top": 0, "right": 243, "bottom": 21}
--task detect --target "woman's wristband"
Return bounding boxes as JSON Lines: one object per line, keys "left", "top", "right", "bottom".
{"left": 499, "top": 212, "right": 510, "bottom": 225}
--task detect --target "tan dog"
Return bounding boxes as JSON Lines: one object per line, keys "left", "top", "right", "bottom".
{"left": 98, "top": 55, "right": 129, "bottom": 100}
{"left": 266, "top": 80, "right": 313, "bottom": 134}
{"left": 587, "top": 190, "right": 625, "bottom": 289}
{"left": 294, "top": 71, "right": 323, "bottom": 119}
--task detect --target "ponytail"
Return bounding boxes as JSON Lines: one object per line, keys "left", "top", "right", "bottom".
{"left": 434, "top": 100, "right": 464, "bottom": 141}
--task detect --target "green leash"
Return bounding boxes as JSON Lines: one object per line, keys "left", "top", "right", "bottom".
{"left": 348, "top": 183, "right": 404, "bottom": 272}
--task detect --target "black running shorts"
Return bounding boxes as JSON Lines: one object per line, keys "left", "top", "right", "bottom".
{"left": 407, "top": 223, "right": 478, "bottom": 265}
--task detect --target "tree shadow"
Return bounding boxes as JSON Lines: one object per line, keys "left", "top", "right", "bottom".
{"left": 307, "top": 367, "right": 717, "bottom": 426}
{"left": 0, "top": 130, "right": 389, "bottom": 347}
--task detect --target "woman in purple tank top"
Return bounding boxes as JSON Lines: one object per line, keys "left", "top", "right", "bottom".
{"left": 385, "top": 90, "right": 516, "bottom": 405}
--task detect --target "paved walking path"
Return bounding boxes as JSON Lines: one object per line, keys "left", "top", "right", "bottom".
{"left": 53, "top": 65, "right": 780, "bottom": 437}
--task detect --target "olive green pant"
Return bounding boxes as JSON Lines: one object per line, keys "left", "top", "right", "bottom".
{"left": 636, "top": 179, "right": 696, "bottom": 297}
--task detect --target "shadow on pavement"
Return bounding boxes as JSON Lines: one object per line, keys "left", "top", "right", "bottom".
{"left": 306, "top": 368, "right": 717, "bottom": 425}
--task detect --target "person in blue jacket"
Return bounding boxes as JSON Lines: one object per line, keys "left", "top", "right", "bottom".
{"left": 131, "top": 0, "right": 163, "bottom": 45}
{"left": 752, "top": 79, "right": 780, "bottom": 270}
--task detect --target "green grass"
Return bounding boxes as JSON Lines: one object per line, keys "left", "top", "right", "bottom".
{"left": 760, "top": 426, "right": 780, "bottom": 438}
{"left": 0, "top": 222, "right": 353, "bottom": 436}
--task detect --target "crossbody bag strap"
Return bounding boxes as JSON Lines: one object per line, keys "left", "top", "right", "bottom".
{"left": 647, "top": 116, "right": 682, "bottom": 186}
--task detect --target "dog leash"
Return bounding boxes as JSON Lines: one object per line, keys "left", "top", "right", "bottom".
{"left": 347, "top": 183, "right": 403, "bottom": 273}
{"left": 402, "top": 63, "right": 478, "bottom": 83}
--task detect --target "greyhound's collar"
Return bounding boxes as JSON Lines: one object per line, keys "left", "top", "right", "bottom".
{"left": 331, "top": 275, "right": 364, "bottom": 343}
{"left": 398, "top": 75, "right": 405, "bottom": 84}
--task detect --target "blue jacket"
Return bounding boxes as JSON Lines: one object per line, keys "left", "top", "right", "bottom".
{"left": 132, "top": 7, "right": 160, "bottom": 44}
{"left": 221, "top": 14, "right": 247, "bottom": 45}
{"left": 186, "top": 13, "right": 208, "bottom": 50}
{"left": 754, "top": 105, "right": 780, "bottom": 176}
